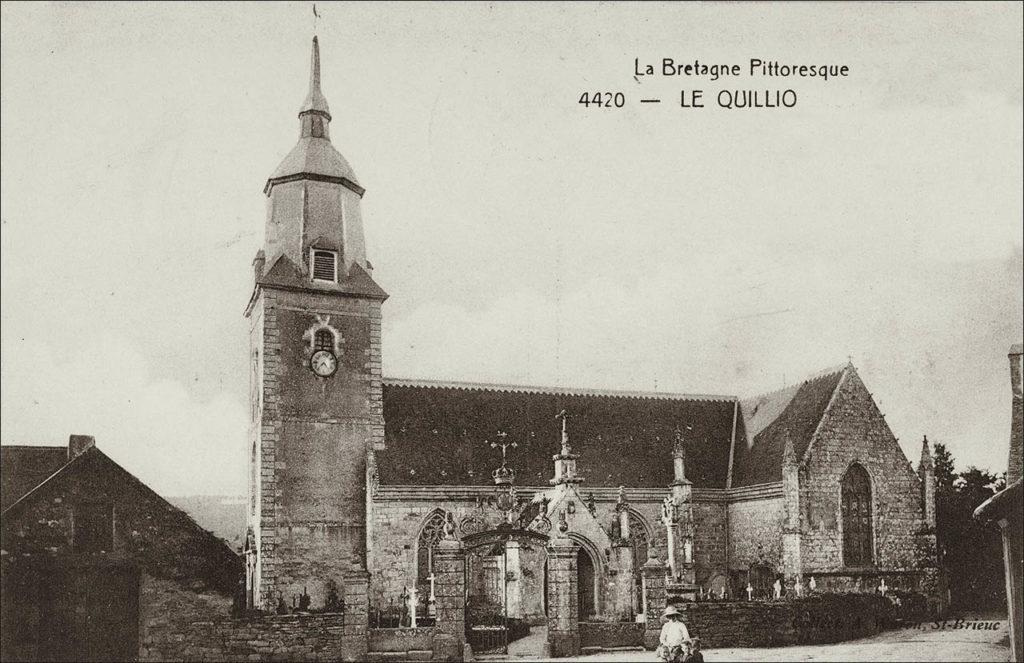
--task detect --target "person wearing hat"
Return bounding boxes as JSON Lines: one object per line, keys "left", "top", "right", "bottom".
{"left": 656, "top": 605, "right": 691, "bottom": 662}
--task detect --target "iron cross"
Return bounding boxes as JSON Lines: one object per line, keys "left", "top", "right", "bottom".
{"left": 489, "top": 431, "right": 517, "bottom": 464}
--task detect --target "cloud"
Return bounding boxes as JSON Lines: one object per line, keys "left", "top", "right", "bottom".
{"left": 0, "top": 333, "right": 248, "bottom": 496}
{"left": 384, "top": 250, "right": 1023, "bottom": 473}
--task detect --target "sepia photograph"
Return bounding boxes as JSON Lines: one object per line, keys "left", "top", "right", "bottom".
{"left": 1, "top": 2, "right": 1022, "bottom": 662}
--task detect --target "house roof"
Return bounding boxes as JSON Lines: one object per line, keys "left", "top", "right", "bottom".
{"left": 0, "top": 445, "right": 68, "bottom": 510}
{"left": 731, "top": 365, "right": 848, "bottom": 487}
{"left": 378, "top": 379, "right": 740, "bottom": 488}
{"left": 974, "top": 478, "right": 1023, "bottom": 522}
{"left": 1, "top": 445, "right": 238, "bottom": 558}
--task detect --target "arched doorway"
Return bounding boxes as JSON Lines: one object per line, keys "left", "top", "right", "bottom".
{"left": 576, "top": 547, "right": 596, "bottom": 620}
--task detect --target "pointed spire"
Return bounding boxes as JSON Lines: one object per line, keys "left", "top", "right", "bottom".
{"left": 919, "top": 435, "right": 934, "bottom": 471}
{"left": 298, "top": 36, "right": 332, "bottom": 140}
{"left": 301, "top": 36, "right": 331, "bottom": 118}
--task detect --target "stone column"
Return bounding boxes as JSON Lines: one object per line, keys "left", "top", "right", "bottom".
{"left": 506, "top": 540, "right": 522, "bottom": 618}
{"left": 642, "top": 557, "right": 668, "bottom": 650}
{"left": 918, "top": 437, "right": 937, "bottom": 530}
{"left": 433, "top": 539, "right": 467, "bottom": 662}
{"left": 545, "top": 538, "right": 581, "bottom": 658}
{"left": 781, "top": 434, "right": 802, "bottom": 589}
{"left": 612, "top": 542, "right": 635, "bottom": 621}
{"left": 341, "top": 570, "right": 369, "bottom": 662}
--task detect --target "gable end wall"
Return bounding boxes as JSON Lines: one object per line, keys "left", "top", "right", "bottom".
{"left": 799, "top": 370, "right": 927, "bottom": 572}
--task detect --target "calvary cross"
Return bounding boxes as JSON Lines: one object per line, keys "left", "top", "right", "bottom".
{"left": 488, "top": 430, "right": 517, "bottom": 464}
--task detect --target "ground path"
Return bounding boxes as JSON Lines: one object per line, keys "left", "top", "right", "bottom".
{"left": 485, "top": 615, "right": 1010, "bottom": 662}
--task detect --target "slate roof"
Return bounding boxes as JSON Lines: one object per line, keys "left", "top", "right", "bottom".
{"left": 0, "top": 445, "right": 67, "bottom": 510}
{"left": 731, "top": 365, "right": 848, "bottom": 487}
{"left": 256, "top": 254, "right": 388, "bottom": 300}
{"left": 379, "top": 379, "right": 740, "bottom": 488}
{"left": 266, "top": 137, "right": 360, "bottom": 192}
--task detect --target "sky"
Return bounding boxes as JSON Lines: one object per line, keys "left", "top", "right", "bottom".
{"left": 1, "top": 2, "right": 1021, "bottom": 497}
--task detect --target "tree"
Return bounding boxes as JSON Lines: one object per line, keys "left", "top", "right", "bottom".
{"left": 932, "top": 442, "right": 957, "bottom": 491}
{"left": 933, "top": 447, "right": 1006, "bottom": 612}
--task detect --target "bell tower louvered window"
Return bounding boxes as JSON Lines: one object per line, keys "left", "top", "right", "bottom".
{"left": 311, "top": 250, "right": 337, "bottom": 282}
{"left": 841, "top": 463, "right": 874, "bottom": 567}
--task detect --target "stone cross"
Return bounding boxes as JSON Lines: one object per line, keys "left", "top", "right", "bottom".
{"left": 746, "top": 583, "right": 753, "bottom": 601}
{"left": 489, "top": 431, "right": 517, "bottom": 465}
{"left": 878, "top": 579, "right": 888, "bottom": 596}
{"left": 773, "top": 578, "right": 782, "bottom": 599}
{"left": 427, "top": 572, "right": 437, "bottom": 617}
{"left": 408, "top": 586, "right": 419, "bottom": 628}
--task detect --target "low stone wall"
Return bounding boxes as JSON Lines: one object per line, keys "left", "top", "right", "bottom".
{"left": 142, "top": 612, "right": 357, "bottom": 662}
{"left": 367, "top": 626, "right": 436, "bottom": 659}
{"left": 669, "top": 594, "right": 905, "bottom": 649}
{"left": 579, "top": 621, "right": 645, "bottom": 650}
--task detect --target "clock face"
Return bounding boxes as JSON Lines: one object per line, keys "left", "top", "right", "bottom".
{"left": 310, "top": 350, "right": 337, "bottom": 377}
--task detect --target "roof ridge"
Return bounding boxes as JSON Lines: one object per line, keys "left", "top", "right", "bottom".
{"left": 382, "top": 376, "right": 737, "bottom": 402}
{"left": 741, "top": 363, "right": 850, "bottom": 403}
{"left": 2, "top": 448, "right": 239, "bottom": 556}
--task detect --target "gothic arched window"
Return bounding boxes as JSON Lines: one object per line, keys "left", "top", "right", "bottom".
{"left": 314, "top": 329, "right": 334, "bottom": 353}
{"left": 416, "top": 510, "right": 450, "bottom": 586}
{"left": 841, "top": 464, "right": 874, "bottom": 567}
{"left": 629, "top": 513, "right": 650, "bottom": 613}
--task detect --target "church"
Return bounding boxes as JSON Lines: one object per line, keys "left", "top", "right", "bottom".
{"left": 244, "top": 35, "right": 944, "bottom": 646}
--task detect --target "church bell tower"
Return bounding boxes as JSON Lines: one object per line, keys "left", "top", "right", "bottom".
{"left": 245, "top": 36, "right": 386, "bottom": 610}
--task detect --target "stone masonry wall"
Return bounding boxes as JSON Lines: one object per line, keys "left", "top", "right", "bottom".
{"left": 727, "top": 487, "right": 785, "bottom": 572}
{"left": 140, "top": 575, "right": 357, "bottom": 662}
{"left": 369, "top": 488, "right": 727, "bottom": 612}
{"left": 674, "top": 594, "right": 899, "bottom": 649}
{"left": 799, "top": 370, "right": 932, "bottom": 574}
{"left": 252, "top": 287, "right": 383, "bottom": 610}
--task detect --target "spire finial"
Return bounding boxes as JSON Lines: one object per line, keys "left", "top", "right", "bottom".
{"left": 299, "top": 35, "right": 332, "bottom": 136}
{"left": 310, "top": 35, "right": 321, "bottom": 93}
{"left": 556, "top": 410, "right": 570, "bottom": 455}
{"left": 919, "top": 435, "right": 934, "bottom": 468}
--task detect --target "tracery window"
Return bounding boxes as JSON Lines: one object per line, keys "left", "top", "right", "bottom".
{"left": 841, "top": 463, "right": 874, "bottom": 567}
{"left": 629, "top": 513, "right": 649, "bottom": 613}
{"left": 416, "top": 510, "right": 450, "bottom": 585}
